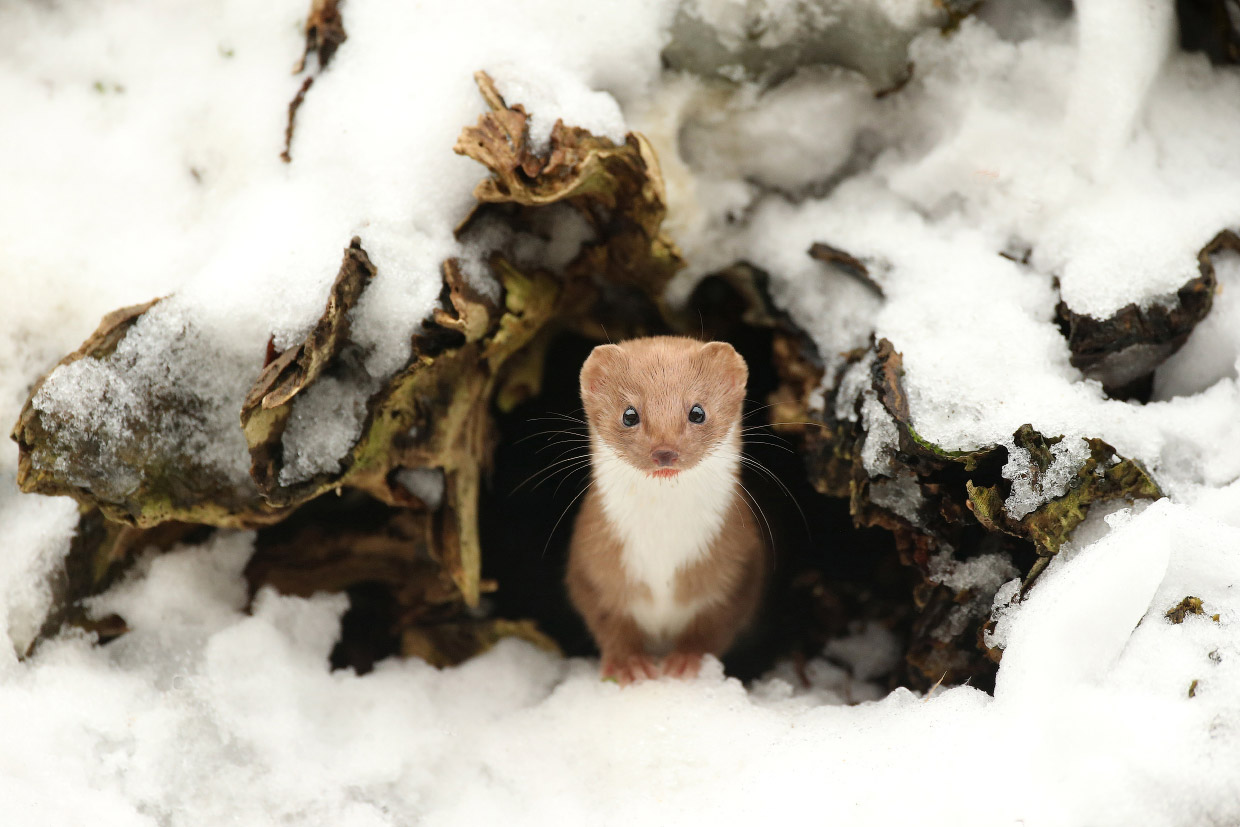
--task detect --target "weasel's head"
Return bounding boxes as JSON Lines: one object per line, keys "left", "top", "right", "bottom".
{"left": 579, "top": 336, "right": 747, "bottom": 479}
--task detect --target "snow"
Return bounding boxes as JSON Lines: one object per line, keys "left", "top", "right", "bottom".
{"left": 821, "top": 620, "right": 904, "bottom": 682}
{"left": 1002, "top": 436, "right": 1092, "bottom": 521}
{"left": 5, "top": 0, "right": 1240, "bottom": 823}
{"left": 678, "top": 66, "right": 877, "bottom": 194}
{"left": 0, "top": 495, "right": 79, "bottom": 660}
{"left": 665, "top": 0, "right": 945, "bottom": 90}
{"left": 279, "top": 375, "right": 374, "bottom": 486}
{"left": 1155, "top": 248, "right": 1240, "bottom": 399}
{"left": 869, "top": 472, "right": 924, "bottom": 522}
{"left": 928, "top": 549, "right": 1018, "bottom": 595}
{"left": 994, "top": 504, "right": 1174, "bottom": 698}
{"left": 859, "top": 392, "right": 899, "bottom": 476}
{"left": 1, "top": 518, "right": 1236, "bottom": 825}
{"left": 396, "top": 468, "right": 446, "bottom": 510}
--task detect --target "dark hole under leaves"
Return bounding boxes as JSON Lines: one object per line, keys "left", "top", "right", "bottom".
{"left": 477, "top": 294, "right": 912, "bottom": 685}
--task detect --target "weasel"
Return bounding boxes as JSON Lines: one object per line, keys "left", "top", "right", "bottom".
{"left": 566, "top": 336, "right": 765, "bottom": 684}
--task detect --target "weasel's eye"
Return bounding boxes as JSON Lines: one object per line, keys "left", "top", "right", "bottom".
{"left": 688, "top": 404, "right": 706, "bottom": 424}
{"left": 622, "top": 406, "right": 640, "bottom": 427}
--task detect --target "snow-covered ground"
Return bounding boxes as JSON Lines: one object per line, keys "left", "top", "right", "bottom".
{"left": 4, "top": 0, "right": 1240, "bottom": 824}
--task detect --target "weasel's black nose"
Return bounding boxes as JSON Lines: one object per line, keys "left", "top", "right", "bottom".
{"left": 651, "top": 449, "right": 679, "bottom": 467}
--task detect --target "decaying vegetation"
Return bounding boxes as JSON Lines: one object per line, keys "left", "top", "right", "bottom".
{"left": 11, "top": 4, "right": 1239, "bottom": 689}
{"left": 14, "top": 70, "right": 680, "bottom": 668}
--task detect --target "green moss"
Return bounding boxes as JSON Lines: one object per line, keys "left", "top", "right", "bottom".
{"left": 1019, "top": 436, "right": 1160, "bottom": 556}
{"left": 905, "top": 424, "right": 992, "bottom": 471}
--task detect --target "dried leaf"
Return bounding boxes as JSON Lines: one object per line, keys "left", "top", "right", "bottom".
{"left": 247, "top": 498, "right": 459, "bottom": 617}
{"left": 295, "top": 0, "right": 347, "bottom": 74}
{"left": 809, "top": 241, "right": 883, "bottom": 297}
{"left": 284, "top": 0, "right": 347, "bottom": 162}
{"left": 1018, "top": 435, "right": 1160, "bottom": 557}
{"left": 964, "top": 481, "right": 1007, "bottom": 534}
{"left": 872, "top": 339, "right": 992, "bottom": 473}
{"left": 13, "top": 300, "right": 156, "bottom": 501}
{"left": 962, "top": 426, "right": 1161, "bottom": 560}
{"left": 240, "top": 251, "right": 558, "bottom": 606}
{"left": 13, "top": 300, "right": 290, "bottom": 529}
{"left": 455, "top": 71, "right": 682, "bottom": 302}
{"left": 242, "top": 237, "right": 376, "bottom": 490}
{"left": 1166, "top": 596, "right": 1206, "bottom": 624}
{"left": 1055, "top": 230, "right": 1235, "bottom": 397}
{"left": 281, "top": 76, "right": 315, "bottom": 163}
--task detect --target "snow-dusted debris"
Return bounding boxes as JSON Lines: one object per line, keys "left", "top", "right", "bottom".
{"left": 22, "top": 298, "right": 272, "bottom": 527}
{"left": 664, "top": 0, "right": 966, "bottom": 91}
{"left": 15, "top": 63, "right": 685, "bottom": 630}
{"left": 1002, "top": 435, "right": 1092, "bottom": 521}
{"left": 395, "top": 468, "right": 447, "bottom": 510}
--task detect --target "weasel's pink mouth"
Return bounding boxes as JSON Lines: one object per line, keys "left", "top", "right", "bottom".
{"left": 649, "top": 468, "right": 680, "bottom": 479}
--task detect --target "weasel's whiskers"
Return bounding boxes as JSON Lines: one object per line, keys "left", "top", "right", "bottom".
{"left": 512, "top": 451, "right": 591, "bottom": 493}
{"left": 740, "top": 453, "right": 810, "bottom": 539}
{"left": 544, "top": 479, "right": 595, "bottom": 559}
{"left": 536, "top": 458, "right": 592, "bottom": 493}
{"left": 741, "top": 420, "right": 829, "bottom": 431}
{"left": 729, "top": 495, "right": 749, "bottom": 531}
{"left": 541, "top": 443, "right": 591, "bottom": 465}
{"left": 537, "top": 437, "right": 590, "bottom": 455}
{"left": 742, "top": 401, "right": 779, "bottom": 418}
{"left": 552, "top": 463, "right": 593, "bottom": 498}
{"left": 528, "top": 413, "right": 586, "bottom": 425}
{"left": 514, "top": 426, "right": 588, "bottom": 448}
{"left": 741, "top": 438, "right": 796, "bottom": 454}
{"left": 735, "top": 476, "right": 775, "bottom": 561}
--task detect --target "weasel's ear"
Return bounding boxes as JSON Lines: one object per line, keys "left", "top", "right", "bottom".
{"left": 699, "top": 341, "right": 748, "bottom": 394}
{"left": 580, "top": 344, "right": 625, "bottom": 397}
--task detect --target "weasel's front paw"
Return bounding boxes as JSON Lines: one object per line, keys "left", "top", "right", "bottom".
{"left": 662, "top": 651, "right": 703, "bottom": 679}
{"left": 601, "top": 653, "right": 659, "bottom": 685}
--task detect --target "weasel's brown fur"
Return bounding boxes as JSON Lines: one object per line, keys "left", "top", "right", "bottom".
{"left": 566, "top": 336, "right": 765, "bottom": 684}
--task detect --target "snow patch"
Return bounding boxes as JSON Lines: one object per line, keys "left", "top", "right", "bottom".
{"left": 1002, "top": 436, "right": 1091, "bottom": 520}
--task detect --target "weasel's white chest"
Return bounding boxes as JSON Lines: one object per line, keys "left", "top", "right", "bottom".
{"left": 593, "top": 436, "right": 738, "bottom": 643}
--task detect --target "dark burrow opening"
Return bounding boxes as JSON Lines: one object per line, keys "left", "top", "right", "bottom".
{"left": 478, "top": 279, "right": 913, "bottom": 685}
{"left": 291, "top": 273, "right": 945, "bottom": 687}
{"left": 301, "top": 257, "right": 1146, "bottom": 691}
{"left": 260, "top": 267, "right": 1043, "bottom": 692}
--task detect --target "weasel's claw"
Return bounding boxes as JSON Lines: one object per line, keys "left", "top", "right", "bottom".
{"left": 662, "top": 651, "right": 703, "bottom": 679}
{"left": 601, "top": 654, "right": 660, "bottom": 685}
